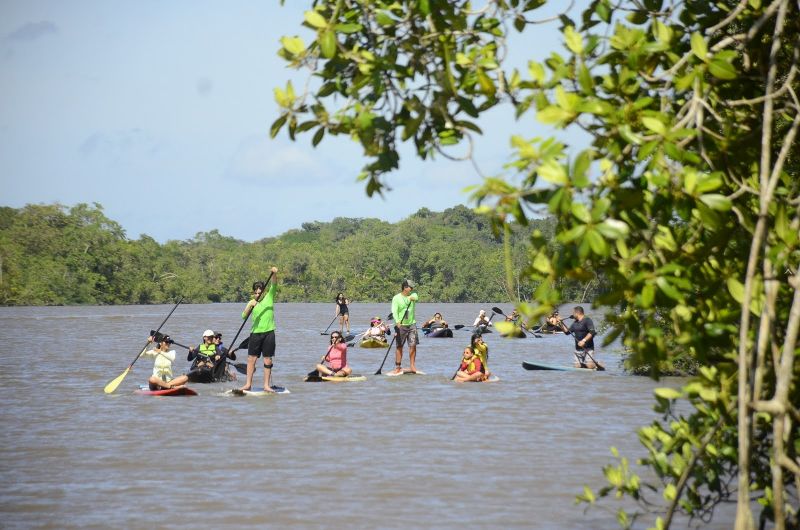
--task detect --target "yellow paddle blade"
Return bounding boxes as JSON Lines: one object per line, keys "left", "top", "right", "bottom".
{"left": 104, "top": 367, "right": 130, "bottom": 394}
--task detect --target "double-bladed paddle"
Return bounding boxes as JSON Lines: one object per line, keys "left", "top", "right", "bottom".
{"left": 104, "top": 297, "right": 183, "bottom": 394}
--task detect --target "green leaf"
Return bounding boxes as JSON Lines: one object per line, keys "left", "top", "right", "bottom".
{"left": 335, "top": 23, "right": 363, "bottom": 34}
{"left": 641, "top": 283, "right": 655, "bottom": 307}
{"left": 656, "top": 277, "right": 683, "bottom": 301}
{"left": 727, "top": 277, "right": 744, "bottom": 303}
{"left": 564, "top": 25, "right": 584, "bottom": 54}
{"left": 690, "top": 32, "right": 707, "bottom": 61}
{"left": 320, "top": 30, "right": 336, "bottom": 58}
{"left": 538, "top": 161, "right": 569, "bottom": 185}
{"left": 571, "top": 202, "right": 591, "bottom": 223}
{"left": 664, "top": 483, "right": 677, "bottom": 501}
{"left": 596, "top": 219, "right": 629, "bottom": 239}
{"left": 280, "top": 36, "right": 306, "bottom": 56}
{"left": 376, "top": 10, "right": 395, "bottom": 27}
{"left": 642, "top": 116, "right": 667, "bottom": 136}
{"left": 654, "top": 387, "right": 681, "bottom": 400}
{"left": 709, "top": 57, "right": 737, "bottom": 80}
{"left": 586, "top": 229, "right": 607, "bottom": 254}
{"left": 270, "top": 115, "right": 287, "bottom": 138}
{"left": 304, "top": 10, "right": 328, "bottom": 29}
{"left": 537, "top": 106, "right": 574, "bottom": 125}
{"left": 699, "top": 193, "right": 732, "bottom": 211}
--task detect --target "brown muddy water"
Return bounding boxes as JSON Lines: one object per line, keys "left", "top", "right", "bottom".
{"left": 0, "top": 303, "right": 735, "bottom": 529}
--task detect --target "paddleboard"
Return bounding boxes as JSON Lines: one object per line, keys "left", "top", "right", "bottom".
{"left": 228, "top": 386, "right": 291, "bottom": 396}
{"left": 135, "top": 386, "right": 198, "bottom": 396}
{"left": 385, "top": 370, "right": 426, "bottom": 377}
{"left": 453, "top": 375, "right": 500, "bottom": 383}
{"left": 321, "top": 374, "right": 366, "bottom": 382}
{"left": 522, "top": 361, "right": 600, "bottom": 372}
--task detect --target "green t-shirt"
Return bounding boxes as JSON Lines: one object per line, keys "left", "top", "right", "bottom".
{"left": 392, "top": 292, "right": 418, "bottom": 326}
{"left": 245, "top": 282, "right": 277, "bottom": 333}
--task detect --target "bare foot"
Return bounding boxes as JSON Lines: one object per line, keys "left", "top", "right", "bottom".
{"left": 238, "top": 386, "right": 251, "bottom": 391}
{"left": 389, "top": 367, "right": 403, "bottom": 375}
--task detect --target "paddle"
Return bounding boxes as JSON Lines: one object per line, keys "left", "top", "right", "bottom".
{"left": 375, "top": 306, "right": 410, "bottom": 375}
{"left": 346, "top": 330, "right": 368, "bottom": 347}
{"left": 104, "top": 298, "right": 183, "bottom": 394}
{"left": 491, "top": 306, "right": 542, "bottom": 338}
{"left": 320, "top": 315, "right": 338, "bottom": 335}
{"left": 306, "top": 344, "right": 336, "bottom": 381}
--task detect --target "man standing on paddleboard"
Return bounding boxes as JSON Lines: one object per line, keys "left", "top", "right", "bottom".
{"left": 549, "top": 306, "right": 603, "bottom": 369}
{"left": 391, "top": 279, "right": 419, "bottom": 374}
{"left": 240, "top": 266, "right": 280, "bottom": 392}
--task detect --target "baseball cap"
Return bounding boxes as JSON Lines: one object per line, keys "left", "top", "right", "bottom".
{"left": 202, "top": 329, "right": 214, "bottom": 337}
{"left": 401, "top": 279, "right": 415, "bottom": 289}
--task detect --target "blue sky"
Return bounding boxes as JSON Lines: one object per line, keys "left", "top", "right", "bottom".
{"left": 1, "top": 1, "right": 590, "bottom": 242}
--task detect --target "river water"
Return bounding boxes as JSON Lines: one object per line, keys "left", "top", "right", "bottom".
{"left": 0, "top": 302, "right": 735, "bottom": 529}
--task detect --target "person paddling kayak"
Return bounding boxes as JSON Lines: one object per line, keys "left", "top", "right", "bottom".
{"left": 239, "top": 267, "right": 280, "bottom": 392}
{"left": 391, "top": 279, "right": 419, "bottom": 375}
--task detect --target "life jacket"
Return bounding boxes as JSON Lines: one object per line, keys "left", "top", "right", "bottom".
{"left": 198, "top": 343, "right": 217, "bottom": 358}
{"left": 460, "top": 355, "right": 483, "bottom": 374}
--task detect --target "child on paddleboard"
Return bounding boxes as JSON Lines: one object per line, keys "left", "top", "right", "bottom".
{"left": 454, "top": 346, "right": 485, "bottom": 382}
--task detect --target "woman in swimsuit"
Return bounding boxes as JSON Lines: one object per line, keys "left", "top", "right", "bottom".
{"left": 335, "top": 292, "right": 351, "bottom": 333}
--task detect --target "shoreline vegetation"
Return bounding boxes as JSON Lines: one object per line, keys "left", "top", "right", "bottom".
{"left": 0, "top": 202, "right": 603, "bottom": 307}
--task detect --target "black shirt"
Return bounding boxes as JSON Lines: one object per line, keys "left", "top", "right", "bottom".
{"left": 567, "top": 317, "right": 596, "bottom": 350}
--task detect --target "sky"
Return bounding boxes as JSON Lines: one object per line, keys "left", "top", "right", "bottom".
{"left": 0, "top": 1, "right": 591, "bottom": 242}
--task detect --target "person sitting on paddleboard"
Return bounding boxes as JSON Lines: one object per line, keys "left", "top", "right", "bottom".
{"left": 422, "top": 312, "right": 448, "bottom": 331}
{"left": 364, "top": 316, "right": 390, "bottom": 341}
{"left": 454, "top": 346, "right": 485, "bottom": 382}
{"left": 143, "top": 335, "right": 189, "bottom": 390}
{"left": 470, "top": 333, "right": 491, "bottom": 380}
{"left": 472, "top": 309, "right": 492, "bottom": 329}
{"left": 316, "top": 332, "right": 352, "bottom": 378}
{"left": 187, "top": 329, "right": 222, "bottom": 371}
{"left": 391, "top": 279, "right": 420, "bottom": 375}
{"left": 335, "top": 292, "right": 351, "bottom": 334}
{"left": 548, "top": 306, "right": 602, "bottom": 369}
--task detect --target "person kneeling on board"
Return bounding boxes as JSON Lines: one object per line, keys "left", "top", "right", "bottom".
{"left": 454, "top": 346, "right": 486, "bottom": 382}
{"left": 143, "top": 335, "right": 189, "bottom": 390}
{"left": 316, "top": 332, "right": 352, "bottom": 378}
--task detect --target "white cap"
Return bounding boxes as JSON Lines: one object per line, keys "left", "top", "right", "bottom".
{"left": 203, "top": 329, "right": 214, "bottom": 337}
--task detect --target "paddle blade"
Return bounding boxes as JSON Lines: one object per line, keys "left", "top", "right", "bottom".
{"left": 236, "top": 337, "right": 250, "bottom": 351}
{"left": 232, "top": 363, "right": 248, "bottom": 374}
{"left": 454, "top": 324, "right": 465, "bottom": 330}
{"left": 344, "top": 334, "right": 355, "bottom": 342}
{"left": 104, "top": 367, "right": 130, "bottom": 394}
{"left": 491, "top": 306, "right": 505, "bottom": 315}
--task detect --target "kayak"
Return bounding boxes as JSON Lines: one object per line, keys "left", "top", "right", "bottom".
{"left": 135, "top": 386, "right": 198, "bottom": 396}
{"left": 424, "top": 327, "right": 453, "bottom": 338}
{"left": 522, "top": 361, "right": 602, "bottom": 372}
{"left": 385, "top": 370, "right": 426, "bottom": 377}
{"left": 228, "top": 386, "right": 291, "bottom": 396}
{"left": 360, "top": 337, "right": 388, "bottom": 348}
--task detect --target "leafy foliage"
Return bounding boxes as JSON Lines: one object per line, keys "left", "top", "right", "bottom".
{"left": 275, "top": 0, "right": 800, "bottom": 528}
{"left": 0, "top": 202, "right": 573, "bottom": 305}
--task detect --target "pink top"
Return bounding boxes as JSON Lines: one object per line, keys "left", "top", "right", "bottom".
{"left": 326, "top": 343, "right": 348, "bottom": 371}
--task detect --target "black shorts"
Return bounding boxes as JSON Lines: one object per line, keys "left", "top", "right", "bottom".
{"left": 248, "top": 330, "right": 276, "bottom": 358}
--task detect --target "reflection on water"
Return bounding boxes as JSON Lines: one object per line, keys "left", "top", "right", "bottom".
{"left": 0, "top": 303, "right": 734, "bottom": 529}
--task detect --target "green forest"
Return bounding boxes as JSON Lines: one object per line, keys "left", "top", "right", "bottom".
{"left": 0, "top": 202, "right": 594, "bottom": 306}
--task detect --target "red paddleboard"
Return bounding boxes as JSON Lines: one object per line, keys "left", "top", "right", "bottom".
{"left": 135, "top": 386, "right": 198, "bottom": 396}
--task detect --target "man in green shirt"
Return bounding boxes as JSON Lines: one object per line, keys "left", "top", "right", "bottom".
{"left": 391, "top": 279, "right": 419, "bottom": 374}
{"left": 239, "top": 266, "right": 279, "bottom": 392}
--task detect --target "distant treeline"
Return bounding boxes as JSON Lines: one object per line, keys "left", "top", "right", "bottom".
{"left": 0, "top": 202, "right": 602, "bottom": 305}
